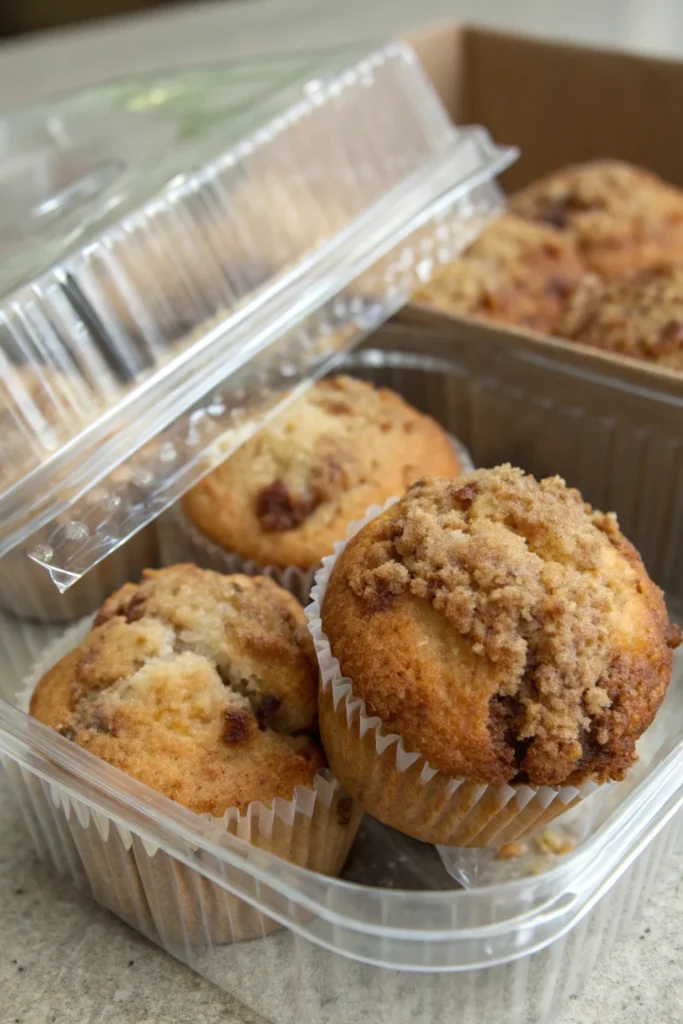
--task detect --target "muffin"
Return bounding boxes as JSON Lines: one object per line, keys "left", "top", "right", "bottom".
{"left": 413, "top": 213, "right": 585, "bottom": 333}
{"left": 29, "top": 565, "right": 361, "bottom": 941}
{"left": 308, "top": 466, "right": 680, "bottom": 847}
{"left": 170, "top": 376, "right": 468, "bottom": 602}
{"left": 510, "top": 160, "right": 683, "bottom": 280}
{"left": 558, "top": 263, "right": 683, "bottom": 371}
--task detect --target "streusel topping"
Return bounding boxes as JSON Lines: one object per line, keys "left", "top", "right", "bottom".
{"left": 559, "top": 263, "right": 683, "bottom": 370}
{"left": 323, "top": 466, "right": 678, "bottom": 784}
{"left": 31, "top": 566, "right": 323, "bottom": 815}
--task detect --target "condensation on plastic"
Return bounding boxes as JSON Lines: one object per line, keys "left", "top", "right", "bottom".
{"left": 0, "top": 343, "right": 682, "bottom": 1024}
{"left": 0, "top": 43, "right": 515, "bottom": 590}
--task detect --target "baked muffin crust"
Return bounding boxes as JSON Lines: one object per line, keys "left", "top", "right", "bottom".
{"left": 31, "top": 565, "right": 323, "bottom": 815}
{"left": 182, "top": 376, "right": 462, "bottom": 569}
{"left": 414, "top": 213, "right": 584, "bottom": 333}
{"left": 510, "top": 160, "right": 683, "bottom": 280}
{"left": 322, "top": 467, "right": 679, "bottom": 788}
{"left": 558, "top": 263, "right": 683, "bottom": 370}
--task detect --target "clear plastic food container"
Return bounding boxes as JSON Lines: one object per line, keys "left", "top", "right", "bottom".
{"left": 0, "top": 43, "right": 680, "bottom": 1024}
{"left": 0, "top": 42, "right": 512, "bottom": 594}
{"left": 2, "top": 331, "right": 682, "bottom": 1024}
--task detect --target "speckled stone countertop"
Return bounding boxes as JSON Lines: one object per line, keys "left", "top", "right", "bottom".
{"left": 2, "top": 768, "right": 682, "bottom": 1024}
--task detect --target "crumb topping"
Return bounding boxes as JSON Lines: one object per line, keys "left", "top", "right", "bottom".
{"left": 510, "top": 161, "right": 683, "bottom": 278}
{"left": 33, "top": 565, "right": 322, "bottom": 815}
{"left": 342, "top": 466, "right": 662, "bottom": 781}
{"left": 559, "top": 264, "right": 683, "bottom": 370}
{"left": 414, "top": 213, "right": 584, "bottom": 332}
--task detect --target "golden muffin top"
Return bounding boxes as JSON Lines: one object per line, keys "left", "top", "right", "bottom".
{"left": 415, "top": 213, "right": 585, "bottom": 333}
{"left": 183, "top": 375, "right": 463, "bottom": 570}
{"left": 321, "top": 465, "right": 679, "bottom": 787}
{"left": 510, "top": 160, "right": 683, "bottom": 280}
{"left": 30, "top": 565, "right": 323, "bottom": 816}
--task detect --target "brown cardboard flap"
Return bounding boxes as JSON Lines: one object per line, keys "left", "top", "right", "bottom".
{"left": 400, "top": 22, "right": 683, "bottom": 393}
{"left": 461, "top": 25, "right": 683, "bottom": 191}
{"left": 405, "top": 21, "right": 464, "bottom": 123}
{"left": 406, "top": 22, "right": 683, "bottom": 190}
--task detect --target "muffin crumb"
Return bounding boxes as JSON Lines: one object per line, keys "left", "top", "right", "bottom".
{"left": 497, "top": 841, "right": 526, "bottom": 859}
{"left": 533, "top": 830, "right": 576, "bottom": 856}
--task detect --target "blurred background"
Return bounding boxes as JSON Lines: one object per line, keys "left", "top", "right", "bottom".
{"left": 0, "top": 0, "right": 177, "bottom": 36}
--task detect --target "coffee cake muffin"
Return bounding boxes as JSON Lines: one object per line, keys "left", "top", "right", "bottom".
{"left": 29, "top": 565, "right": 361, "bottom": 940}
{"left": 510, "top": 160, "right": 683, "bottom": 280}
{"left": 172, "top": 376, "right": 467, "bottom": 601}
{"left": 308, "top": 466, "right": 680, "bottom": 847}
{"left": 413, "top": 213, "right": 585, "bottom": 333}
{"left": 558, "top": 263, "right": 683, "bottom": 371}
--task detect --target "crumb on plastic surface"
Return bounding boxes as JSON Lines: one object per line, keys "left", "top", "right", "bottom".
{"left": 496, "top": 841, "right": 527, "bottom": 859}
{"left": 533, "top": 830, "right": 576, "bottom": 856}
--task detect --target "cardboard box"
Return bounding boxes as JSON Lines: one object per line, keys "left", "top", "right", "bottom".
{"left": 391, "top": 24, "right": 683, "bottom": 606}
{"left": 400, "top": 22, "right": 683, "bottom": 387}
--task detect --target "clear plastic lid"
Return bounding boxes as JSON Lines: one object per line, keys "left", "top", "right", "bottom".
{"left": 0, "top": 43, "right": 515, "bottom": 588}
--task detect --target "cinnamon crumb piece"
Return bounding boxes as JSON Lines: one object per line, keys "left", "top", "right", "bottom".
{"left": 257, "top": 695, "right": 283, "bottom": 729}
{"left": 223, "top": 708, "right": 250, "bottom": 744}
{"left": 336, "top": 796, "right": 353, "bottom": 826}
{"left": 497, "top": 841, "right": 526, "bottom": 860}
{"left": 255, "top": 480, "right": 314, "bottom": 532}
{"left": 533, "top": 830, "right": 575, "bottom": 856}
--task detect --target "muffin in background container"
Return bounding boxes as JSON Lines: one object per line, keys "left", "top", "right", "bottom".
{"left": 510, "top": 160, "right": 683, "bottom": 280}
{"left": 413, "top": 212, "right": 585, "bottom": 334}
{"left": 306, "top": 466, "right": 681, "bottom": 848}
{"left": 161, "top": 375, "right": 472, "bottom": 603}
{"left": 558, "top": 263, "right": 683, "bottom": 371}
{"left": 26, "top": 565, "right": 362, "bottom": 943}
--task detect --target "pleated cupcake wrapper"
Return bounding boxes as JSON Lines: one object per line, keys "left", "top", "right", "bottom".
{"left": 159, "top": 432, "right": 474, "bottom": 605}
{"left": 159, "top": 505, "right": 317, "bottom": 606}
{"left": 305, "top": 499, "right": 601, "bottom": 848}
{"left": 18, "top": 620, "right": 362, "bottom": 945}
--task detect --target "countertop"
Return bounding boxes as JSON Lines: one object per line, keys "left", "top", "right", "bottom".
{"left": 2, "top": 1, "right": 683, "bottom": 1022}
{"left": 2, "top": 767, "right": 682, "bottom": 1024}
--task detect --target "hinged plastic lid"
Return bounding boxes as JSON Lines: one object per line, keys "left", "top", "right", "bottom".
{"left": 0, "top": 42, "right": 516, "bottom": 588}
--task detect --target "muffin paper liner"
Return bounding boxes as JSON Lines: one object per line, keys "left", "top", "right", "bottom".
{"left": 17, "top": 620, "right": 362, "bottom": 945}
{"left": 158, "top": 432, "right": 474, "bottom": 604}
{"left": 304, "top": 499, "right": 601, "bottom": 849}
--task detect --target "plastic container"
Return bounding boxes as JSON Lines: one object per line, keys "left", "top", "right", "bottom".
{"left": 0, "top": 42, "right": 513, "bottom": 598}
{"left": 1, "top": 41, "right": 680, "bottom": 1024}
{"left": 2, "top": 337, "right": 682, "bottom": 1024}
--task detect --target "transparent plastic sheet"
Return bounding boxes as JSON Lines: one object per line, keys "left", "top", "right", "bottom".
{"left": 0, "top": 43, "right": 515, "bottom": 588}
{"left": 0, "top": 343, "right": 682, "bottom": 1024}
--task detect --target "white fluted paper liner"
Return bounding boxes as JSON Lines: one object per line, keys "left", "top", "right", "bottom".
{"left": 159, "top": 433, "right": 474, "bottom": 605}
{"left": 305, "top": 499, "right": 602, "bottom": 848}
{"left": 159, "top": 505, "right": 317, "bottom": 606}
{"left": 18, "top": 618, "right": 361, "bottom": 944}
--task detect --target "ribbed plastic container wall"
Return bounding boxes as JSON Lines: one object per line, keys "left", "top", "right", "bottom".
{"left": 1, "top": 337, "right": 681, "bottom": 1024}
